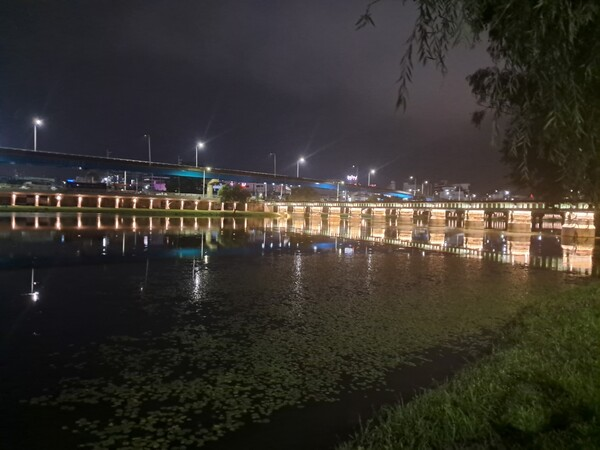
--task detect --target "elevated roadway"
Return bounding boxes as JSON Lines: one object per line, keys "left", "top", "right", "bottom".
{"left": 0, "top": 146, "right": 412, "bottom": 199}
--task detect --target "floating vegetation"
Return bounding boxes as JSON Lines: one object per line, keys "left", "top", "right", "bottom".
{"left": 22, "top": 248, "right": 572, "bottom": 448}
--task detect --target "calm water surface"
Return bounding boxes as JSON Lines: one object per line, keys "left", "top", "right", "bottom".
{"left": 0, "top": 213, "right": 597, "bottom": 449}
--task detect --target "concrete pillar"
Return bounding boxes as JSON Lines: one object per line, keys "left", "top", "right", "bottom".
{"left": 221, "top": 202, "right": 225, "bottom": 211}
{"left": 349, "top": 207, "right": 362, "bottom": 217}
{"left": 77, "top": 196, "right": 83, "bottom": 208}
{"left": 180, "top": 200, "right": 185, "bottom": 210}
{"left": 34, "top": 195, "right": 39, "bottom": 207}
{"left": 133, "top": 198, "right": 137, "bottom": 209}
{"left": 165, "top": 201, "right": 170, "bottom": 210}
{"left": 465, "top": 209, "right": 485, "bottom": 229}
{"left": 562, "top": 211, "right": 596, "bottom": 238}
{"left": 208, "top": 201, "right": 212, "bottom": 211}
{"left": 245, "top": 202, "right": 248, "bottom": 211}
{"left": 98, "top": 197, "right": 103, "bottom": 208}
{"left": 507, "top": 210, "right": 532, "bottom": 233}
{"left": 429, "top": 209, "right": 446, "bottom": 227}
{"left": 149, "top": 199, "right": 154, "bottom": 210}
{"left": 398, "top": 208, "right": 414, "bottom": 223}
{"left": 11, "top": 193, "right": 16, "bottom": 206}
{"left": 55, "top": 195, "right": 62, "bottom": 207}
{"left": 115, "top": 197, "right": 120, "bottom": 209}
{"left": 373, "top": 207, "right": 386, "bottom": 218}
{"left": 194, "top": 201, "right": 198, "bottom": 211}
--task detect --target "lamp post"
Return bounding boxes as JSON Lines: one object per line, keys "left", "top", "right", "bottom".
{"left": 203, "top": 167, "right": 211, "bottom": 198}
{"left": 421, "top": 180, "right": 429, "bottom": 197}
{"left": 269, "top": 152, "right": 277, "bottom": 177}
{"left": 296, "top": 157, "right": 305, "bottom": 178}
{"left": 144, "top": 134, "right": 152, "bottom": 164}
{"left": 409, "top": 175, "right": 417, "bottom": 195}
{"left": 33, "top": 118, "right": 43, "bottom": 151}
{"left": 368, "top": 169, "right": 376, "bottom": 186}
{"left": 336, "top": 180, "right": 344, "bottom": 201}
{"left": 195, "top": 141, "right": 205, "bottom": 167}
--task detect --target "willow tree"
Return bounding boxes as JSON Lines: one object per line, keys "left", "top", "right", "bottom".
{"left": 359, "top": 0, "right": 600, "bottom": 202}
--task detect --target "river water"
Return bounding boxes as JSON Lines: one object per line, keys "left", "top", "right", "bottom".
{"left": 0, "top": 213, "right": 597, "bottom": 449}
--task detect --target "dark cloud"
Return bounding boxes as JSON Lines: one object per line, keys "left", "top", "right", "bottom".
{"left": 0, "top": 0, "right": 505, "bottom": 191}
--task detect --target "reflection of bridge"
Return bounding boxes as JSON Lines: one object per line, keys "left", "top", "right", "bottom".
{"left": 1, "top": 213, "right": 596, "bottom": 276}
{"left": 1, "top": 190, "right": 596, "bottom": 237}
{"left": 0, "top": 146, "right": 411, "bottom": 198}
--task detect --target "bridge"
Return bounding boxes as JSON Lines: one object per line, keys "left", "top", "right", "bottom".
{"left": 0, "top": 189, "right": 596, "bottom": 238}
{"left": 0, "top": 146, "right": 411, "bottom": 199}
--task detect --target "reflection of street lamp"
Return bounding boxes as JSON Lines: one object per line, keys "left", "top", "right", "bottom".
{"left": 195, "top": 141, "right": 205, "bottom": 167}
{"left": 296, "top": 157, "right": 305, "bottom": 177}
{"left": 33, "top": 118, "right": 43, "bottom": 151}
{"left": 336, "top": 180, "right": 344, "bottom": 201}
{"left": 269, "top": 152, "right": 277, "bottom": 177}
{"left": 368, "top": 169, "right": 376, "bottom": 186}
{"left": 202, "top": 167, "right": 211, "bottom": 197}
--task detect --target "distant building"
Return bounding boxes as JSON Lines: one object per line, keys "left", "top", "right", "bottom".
{"left": 434, "top": 182, "right": 471, "bottom": 200}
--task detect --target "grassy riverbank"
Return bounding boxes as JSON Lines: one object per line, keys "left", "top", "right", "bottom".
{"left": 340, "top": 283, "right": 600, "bottom": 449}
{"left": 0, "top": 205, "right": 279, "bottom": 218}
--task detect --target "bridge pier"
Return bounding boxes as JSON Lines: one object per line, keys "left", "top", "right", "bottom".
{"left": 465, "top": 209, "right": 485, "bottom": 229}
{"left": 429, "top": 209, "right": 446, "bottom": 227}
{"left": 562, "top": 211, "right": 595, "bottom": 238}
{"left": 507, "top": 210, "right": 532, "bottom": 233}
{"left": 399, "top": 208, "right": 414, "bottom": 224}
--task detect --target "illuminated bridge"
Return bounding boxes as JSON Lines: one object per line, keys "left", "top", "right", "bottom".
{"left": 0, "top": 147, "right": 596, "bottom": 238}
{"left": 0, "top": 146, "right": 411, "bottom": 199}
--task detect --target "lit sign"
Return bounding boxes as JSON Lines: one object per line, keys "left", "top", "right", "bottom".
{"left": 346, "top": 175, "right": 358, "bottom": 182}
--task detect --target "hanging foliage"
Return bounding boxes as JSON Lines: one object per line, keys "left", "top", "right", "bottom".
{"left": 359, "top": 0, "right": 600, "bottom": 202}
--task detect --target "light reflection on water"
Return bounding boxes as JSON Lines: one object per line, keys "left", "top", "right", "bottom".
{"left": 0, "top": 212, "right": 597, "bottom": 276}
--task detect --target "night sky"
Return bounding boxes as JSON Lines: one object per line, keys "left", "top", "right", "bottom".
{"left": 0, "top": 0, "right": 505, "bottom": 191}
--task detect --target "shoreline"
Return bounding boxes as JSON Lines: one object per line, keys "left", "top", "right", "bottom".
{"left": 338, "top": 283, "right": 600, "bottom": 449}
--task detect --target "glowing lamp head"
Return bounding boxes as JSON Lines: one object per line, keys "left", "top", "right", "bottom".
{"left": 196, "top": 141, "right": 205, "bottom": 149}
{"left": 33, "top": 118, "right": 43, "bottom": 126}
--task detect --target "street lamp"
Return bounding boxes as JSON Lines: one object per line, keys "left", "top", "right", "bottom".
{"left": 144, "top": 134, "right": 152, "bottom": 164}
{"left": 202, "top": 167, "right": 211, "bottom": 198}
{"left": 195, "top": 141, "right": 205, "bottom": 167}
{"left": 336, "top": 180, "right": 344, "bottom": 201}
{"left": 421, "top": 180, "right": 429, "bottom": 197}
{"left": 296, "top": 157, "right": 305, "bottom": 178}
{"left": 409, "top": 175, "right": 417, "bottom": 195}
{"left": 269, "top": 152, "right": 277, "bottom": 177}
{"left": 33, "top": 118, "right": 43, "bottom": 151}
{"left": 368, "top": 169, "right": 376, "bottom": 186}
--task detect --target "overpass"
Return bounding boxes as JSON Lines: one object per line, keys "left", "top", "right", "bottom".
{"left": 0, "top": 146, "right": 412, "bottom": 199}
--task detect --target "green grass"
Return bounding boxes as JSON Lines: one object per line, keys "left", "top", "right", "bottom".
{"left": 0, "top": 205, "right": 278, "bottom": 217}
{"left": 339, "top": 283, "right": 600, "bottom": 450}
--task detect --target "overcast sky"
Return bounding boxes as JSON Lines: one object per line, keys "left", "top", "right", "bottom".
{"left": 0, "top": 0, "right": 506, "bottom": 191}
